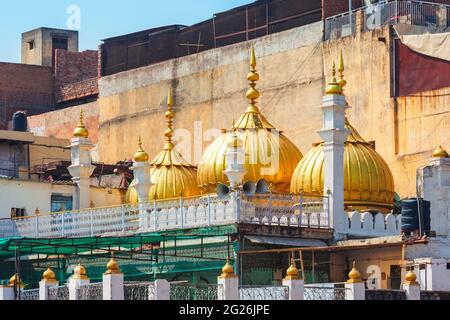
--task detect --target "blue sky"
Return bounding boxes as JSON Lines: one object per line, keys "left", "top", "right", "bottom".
{"left": 0, "top": 0, "right": 252, "bottom": 63}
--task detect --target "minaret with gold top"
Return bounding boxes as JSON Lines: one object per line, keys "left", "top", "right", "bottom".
{"left": 318, "top": 61, "right": 350, "bottom": 238}
{"left": 197, "top": 48, "right": 302, "bottom": 193}
{"left": 127, "top": 89, "right": 200, "bottom": 202}
{"left": 68, "top": 110, "right": 96, "bottom": 210}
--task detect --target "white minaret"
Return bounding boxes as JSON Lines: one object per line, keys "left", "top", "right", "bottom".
{"left": 68, "top": 111, "right": 95, "bottom": 210}
{"left": 417, "top": 146, "right": 450, "bottom": 237}
{"left": 318, "top": 61, "right": 351, "bottom": 238}
{"left": 224, "top": 128, "right": 246, "bottom": 188}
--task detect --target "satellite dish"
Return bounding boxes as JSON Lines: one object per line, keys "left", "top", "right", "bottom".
{"left": 242, "top": 181, "right": 256, "bottom": 196}
{"left": 256, "top": 179, "right": 269, "bottom": 194}
{"left": 216, "top": 183, "right": 231, "bottom": 198}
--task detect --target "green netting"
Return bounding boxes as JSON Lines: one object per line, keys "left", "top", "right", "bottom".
{"left": 0, "top": 225, "right": 238, "bottom": 288}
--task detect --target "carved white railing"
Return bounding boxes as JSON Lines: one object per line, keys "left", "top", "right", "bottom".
{"left": 0, "top": 193, "right": 331, "bottom": 239}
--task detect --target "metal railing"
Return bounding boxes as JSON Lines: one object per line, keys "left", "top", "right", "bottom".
{"left": 17, "top": 288, "right": 40, "bottom": 301}
{"left": 48, "top": 285, "right": 69, "bottom": 300}
{"left": 365, "top": 289, "right": 407, "bottom": 300}
{"left": 124, "top": 281, "right": 155, "bottom": 300}
{"left": 170, "top": 283, "right": 222, "bottom": 301}
{"left": 325, "top": 0, "right": 450, "bottom": 40}
{"left": 304, "top": 284, "right": 347, "bottom": 301}
{"left": 77, "top": 283, "right": 103, "bottom": 300}
{"left": 0, "top": 192, "right": 330, "bottom": 239}
{"left": 239, "top": 285, "right": 290, "bottom": 301}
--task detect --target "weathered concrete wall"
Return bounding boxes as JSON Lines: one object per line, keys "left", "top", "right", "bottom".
{"left": 28, "top": 101, "right": 99, "bottom": 144}
{"left": 29, "top": 136, "right": 71, "bottom": 168}
{"left": 98, "top": 22, "right": 325, "bottom": 165}
{"left": 394, "top": 86, "right": 450, "bottom": 197}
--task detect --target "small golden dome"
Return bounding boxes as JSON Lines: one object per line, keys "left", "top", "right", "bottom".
{"left": 9, "top": 274, "right": 24, "bottom": 287}
{"left": 105, "top": 257, "right": 121, "bottom": 275}
{"left": 347, "top": 262, "right": 362, "bottom": 283}
{"left": 325, "top": 62, "right": 343, "bottom": 95}
{"left": 126, "top": 89, "right": 201, "bottom": 202}
{"left": 73, "top": 264, "right": 89, "bottom": 280}
{"left": 219, "top": 258, "right": 237, "bottom": 279}
{"left": 197, "top": 48, "right": 303, "bottom": 193}
{"left": 73, "top": 110, "right": 89, "bottom": 138}
{"left": 42, "top": 268, "right": 57, "bottom": 283}
{"left": 291, "top": 118, "right": 395, "bottom": 212}
{"left": 133, "top": 137, "right": 149, "bottom": 162}
{"left": 432, "top": 145, "right": 449, "bottom": 158}
{"left": 404, "top": 270, "right": 418, "bottom": 285}
{"left": 285, "top": 259, "right": 300, "bottom": 280}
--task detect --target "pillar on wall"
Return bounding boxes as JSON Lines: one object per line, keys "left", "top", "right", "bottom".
{"left": 130, "top": 137, "right": 152, "bottom": 230}
{"left": 345, "top": 262, "right": 365, "bottom": 300}
{"left": 282, "top": 259, "right": 304, "bottom": 300}
{"left": 103, "top": 256, "right": 124, "bottom": 300}
{"left": 417, "top": 146, "right": 450, "bottom": 238}
{"left": 39, "top": 268, "right": 59, "bottom": 300}
{"left": 402, "top": 270, "right": 420, "bottom": 300}
{"left": 217, "top": 258, "right": 239, "bottom": 300}
{"left": 318, "top": 62, "right": 351, "bottom": 238}
{"left": 68, "top": 111, "right": 95, "bottom": 210}
{"left": 68, "top": 264, "right": 90, "bottom": 300}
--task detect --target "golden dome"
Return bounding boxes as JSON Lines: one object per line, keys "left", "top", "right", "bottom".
{"left": 285, "top": 259, "right": 300, "bottom": 280}
{"left": 42, "top": 268, "right": 57, "bottom": 283}
{"left": 126, "top": 89, "right": 201, "bottom": 203}
{"left": 291, "top": 118, "right": 395, "bottom": 212}
{"left": 404, "top": 270, "right": 418, "bottom": 285}
{"left": 433, "top": 145, "right": 449, "bottom": 158}
{"left": 73, "top": 264, "right": 89, "bottom": 280}
{"left": 134, "top": 137, "right": 149, "bottom": 162}
{"left": 219, "top": 258, "right": 237, "bottom": 279}
{"left": 197, "top": 48, "right": 303, "bottom": 193}
{"left": 73, "top": 110, "right": 89, "bottom": 138}
{"left": 105, "top": 256, "right": 121, "bottom": 275}
{"left": 9, "top": 274, "right": 24, "bottom": 287}
{"left": 325, "top": 62, "right": 343, "bottom": 95}
{"left": 347, "top": 262, "right": 362, "bottom": 283}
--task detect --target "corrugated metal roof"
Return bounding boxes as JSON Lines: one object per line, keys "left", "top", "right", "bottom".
{"left": 244, "top": 235, "right": 327, "bottom": 247}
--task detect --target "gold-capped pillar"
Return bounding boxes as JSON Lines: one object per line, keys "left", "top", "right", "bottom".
{"left": 217, "top": 258, "right": 239, "bottom": 300}
{"left": 417, "top": 145, "right": 450, "bottom": 237}
{"left": 318, "top": 62, "right": 350, "bottom": 239}
{"left": 130, "top": 137, "right": 152, "bottom": 231}
{"left": 345, "top": 262, "right": 365, "bottom": 300}
{"left": 68, "top": 110, "right": 95, "bottom": 210}
{"left": 282, "top": 259, "right": 304, "bottom": 300}
{"left": 68, "top": 264, "right": 90, "bottom": 300}
{"left": 39, "top": 267, "right": 58, "bottom": 300}
{"left": 103, "top": 255, "right": 124, "bottom": 300}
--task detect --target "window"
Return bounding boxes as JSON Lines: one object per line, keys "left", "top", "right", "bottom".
{"left": 11, "top": 208, "right": 26, "bottom": 219}
{"left": 51, "top": 194, "right": 73, "bottom": 213}
{"left": 28, "top": 40, "right": 35, "bottom": 50}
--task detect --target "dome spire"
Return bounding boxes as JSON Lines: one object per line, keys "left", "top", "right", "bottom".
{"left": 325, "top": 62, "right": 343, "bottom": 95}
{"left": 338, "top": 51, "right": 347, "bottom": 91}
{"left": 164, "top": 88, "right": 175, "bottom": 150}
{"left": 73, "top": 109, "right": 89, "bottom": 138}
{"left": 246, "top": 47, "right": 261, "bottom": 113}
{"left": 134, "top": 136, "right": 149, "bottom": 162}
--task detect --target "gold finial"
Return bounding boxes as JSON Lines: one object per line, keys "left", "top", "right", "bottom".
{"left": 73, "top": 109, "right": 89, "bottom": 138}
{"left": 35, "top": 208, "right": 40, "bottom": 216}
{"left": 134, "top": 136, "right": 149, "bottom": 162}
{"left": 346, "top": 261, "right": 363, "bottom": 283}
{"left": 285, "top": 259, "right": 301, "bottom": 280}
{"left": 42, "top": 267, "right": 57, "bottom": 283}
{"left": 164, "top": 88, "right": 175, "bottom": 150}
{"left": 9, "top": 274, "right": 24, "bottom": 288}
{"left": 432, "top": 145, "right": 449, "bottom": 158}
{"left": 105, "top": 254, "right": 122, "bottom": 275}
{"left": 72, "top": 264, "right": 89, "bottom": 280}
{"left": 219, "top": 257, "right": 237, "bottom": 279}
{"left": 404, "top": 269, "right": 418, "bottom": 286}
{"left": 338, "top": 51, "right": 347, "bottom": 90}
{"left": 246, "top": 47, "right": 261, "bottom": 113}
{"left": 326, "top": 62, "right": 343, "bottom": 95}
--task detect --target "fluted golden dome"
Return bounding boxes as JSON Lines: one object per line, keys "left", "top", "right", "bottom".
{"left": 126, "top": 89, "right": 201, "bottom": 203}
{"left": 291, "top": 118, "right": 395, "bottom": 212}
{"left": 197, "top": 48, "right": 303, "bottom": 193}
{"left": 105, "top": 256, "right": 122, "bottom": 275}
{"left": 9, "top": 274, "right": 24, "bottom": 287}
{"left": 405, "top": 270, "right": 418, "bottom": 285}
{"left": 285, "top": 259, "right": 300, "bottom": 280}
{"left": 325, "top": 62, "right": 343, "bottom": 95}
{"left": 73, "top": 264, "right": 89, "bottom": 280}
{"left": 347, "top": 262, "right": 362, "bottom": 283}
{"left": 219, "top": 258, "right": 237, "bottom": 279}
{"left": 73, "top": 110, "right": 89, "bottom": 138}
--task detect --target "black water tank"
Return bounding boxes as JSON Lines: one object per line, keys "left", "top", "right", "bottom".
{"left": 401, "top": 198, "right": 431, "bottom": 233}
{"left": 12, "top": 111, "right": 27, "bottom": 132}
